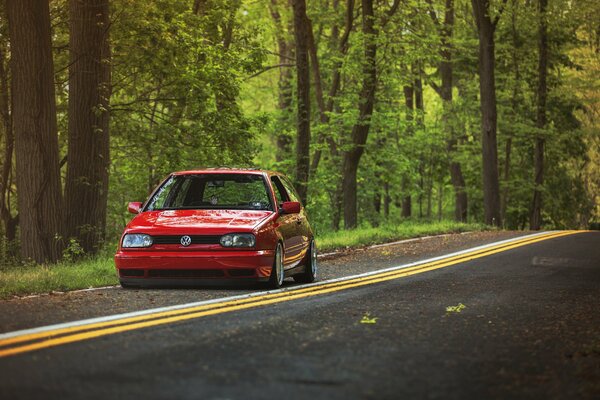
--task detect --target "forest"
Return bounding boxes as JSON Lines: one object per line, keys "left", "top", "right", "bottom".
{"left": 0, "top": 0, "right": 598, "bottom": 265}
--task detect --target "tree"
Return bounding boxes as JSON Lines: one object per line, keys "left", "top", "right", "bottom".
{"left": 428, "top": 0, "right": 468, "bottom": 222}
{"left": 0, "top": 15, "right": 18, "bottom": 248}
{"left": 269, "top": 0, "right": 294, "bottom": 162}
{"left": 65, "top": 0, "right": 111, "bottom": 253}
{"left": 342, "top": 0, "right": 377, "bottom": 229}
{"left": 6, "top": 0, "right": 64, "bottom": 263}
{"left": 292, "top": 0, "right": 310, "bottom": 204}
{"left": 471, "top": 0, "right": 505, "bottom": 226}
{"left": 529, "top": 0, "right": 547, "bottom": 230}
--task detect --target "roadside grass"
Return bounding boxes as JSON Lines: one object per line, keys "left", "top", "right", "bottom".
{"left": 0, "top": 220, "right": 488, "bottom": 299}
{"left": 316, "top": 220, "right": 488, "bottom": 252}
{"left": 0, "top": 257, "right": 117, "bottom": 299}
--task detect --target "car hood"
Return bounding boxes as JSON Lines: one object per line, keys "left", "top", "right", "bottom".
{"left": 126, "top": 209, "right": 274, "bottom": 234}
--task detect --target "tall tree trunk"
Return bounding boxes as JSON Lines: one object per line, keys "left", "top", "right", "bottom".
{"left": 269, "top": 0, "right": 294, "bottom": 162}
{"left": 384, "top": 182, "right": 390, "bottom": 217}
{"left": 502, "top": 0, "right": 519, "bottom": 226}
{"left": 472, "top": 0, "right": 503, "bottom": 226}
{"left": 6, "top": 0, "right": 63, "bottom": 263}
{"left": 414, "top": 63, "right": 426, "bottom": 219}
{"left": 501, "top": 137, "right": 512, "bottom": 224}
{"left": 65, "top": 0, "right": 111, "bottom": 254}
{"left": 292, "top": 0, "right": 310, "bottom": 204}
{"left": 342, "top": 0, "right": 377, "bottom": 229}
{"left": 373, "top": 190, "right": 381, "bottom": 226}
{"left": 432, "top": 0, "right": 468, "bottom": 221}
{"left": 401, "top": 84, "right": 413, "bottom": 218}
{"left": 438, "top": 179, "right": 444, "bottom": 221}
{"left": 529, "top": 0, "right": 547, "bottom": 230}
{"left": 306, "top": 15, "right": 329, "bottom": 176}
{"left": 0, "top": 37, "right": 18, "bottom": 245}
{"left": 310, "top": 0, "right": 354, "bottom": 173}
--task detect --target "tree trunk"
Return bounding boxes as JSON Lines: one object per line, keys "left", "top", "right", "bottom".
{"left": 292, "top": 0, "right": 310, "bottom": 205}
{"left": 401, "top": 84, "right": 413, "bottom": 218}
{"left": 530, "top": 0, "right": 547, "bottom": 230}
{"left": 6, "top": 0, "right": 64, "bottom": 263}
{"left": 269, "top": 0, "right": 294, "bottom": 162}
{"left": 502, "top": 0, "right": 520, "bottom": 226}
{"left": 65, "top": 0, "right": 111, "bottom": 254}
{"left": 414, "top": 65, "right": 425, "bottom": 219}
{"left": 426, "top": 169, "right": 433, "bottom": 219}
{"left": 434, "top": 0, "right": 467, "bottom": 222}
{"left": 373, "top": 190, "right": 381, "bottom": 226}
{"left": 0, "top": 37, "right": 18, "bottom": 245}
{"left": 472, "top": 0, "right": 502, "bottom": 226}
{"left": 310, "top": 0, "right": 354, "bottom": 173}
{"left": 438, "top": 180, "right": 444, "bottom": 221}
{"left": 331, "top": 188, "right": 342, "bottom": 231}
{"left": 384, "top": 182, "right": 390, "bottom": 217}
{"left": 501, "top": 136, "right": 512, "bottom": 224}
{"left": 342, "top": 0, "right": 377, "bottom": 229}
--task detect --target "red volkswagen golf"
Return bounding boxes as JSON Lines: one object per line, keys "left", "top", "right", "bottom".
{"left": 114, "top": 169, "right": 317, "bottom": 288}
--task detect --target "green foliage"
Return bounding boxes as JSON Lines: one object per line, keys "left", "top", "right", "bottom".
{"left": 62, "top": 238, "right": 85, "bottom": 263}
{"left": 1, "top": 0, "right": 598, "bottom": 265}
{"left": 104, "top": 0, "right": 267, "bottom": 239}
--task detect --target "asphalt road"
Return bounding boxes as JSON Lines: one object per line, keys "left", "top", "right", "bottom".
{"left": 1, "top": 231, "right": 599, "bottom": 399}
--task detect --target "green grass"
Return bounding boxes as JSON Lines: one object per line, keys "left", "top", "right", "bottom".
{"left": 0, "top": 257, "right": 117, "bottom": 299}
{"left": 0, "top": 220, "right": 488, "bottom": 299}
{"left": 316, "top": 220, "right": 488, "bottom": 252}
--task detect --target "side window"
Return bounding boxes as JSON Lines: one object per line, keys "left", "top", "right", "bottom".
{"left": 270, "top": 176, "right": 289, "bottom": 205}
{"left": 146, "top": 176, "right": 177, "bottom": 210}
{"left": 280, "top": 176, "right": 301, "bottom": 204}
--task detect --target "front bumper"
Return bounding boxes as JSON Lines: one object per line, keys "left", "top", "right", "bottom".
{"left": 114, "top": 249, "right": 275, "bottom": 284}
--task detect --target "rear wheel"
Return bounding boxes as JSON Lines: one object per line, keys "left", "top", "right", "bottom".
{"left": 268, "top": 243, "right": 285, "bottom": 289}
{"left": 294, "top": 239, "right": 317, "bottom": 283}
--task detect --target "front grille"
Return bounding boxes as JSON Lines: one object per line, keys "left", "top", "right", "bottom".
{"left": 120, "top": 269, "right": 144, "bottom": 277}
{"left": 147, "top": 269, "right": 226, "bottom": 278}
{"left": 152, "top": 235, "right": 221, "bottom": 245}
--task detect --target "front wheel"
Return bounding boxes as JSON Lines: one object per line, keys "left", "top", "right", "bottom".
{"left": 268, "top": 243, "right": 285, "bottom": 289}
{"left": 119, "top": 280, "right": 137, "bottom": 289}
{"left": 294, "top": 239, "right": 317, "bottom": 283}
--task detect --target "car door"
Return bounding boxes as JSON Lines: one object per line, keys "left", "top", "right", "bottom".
{"left": 270, "top": 176, "right": 303, "bottom": 267}
{"left": 279, "top": 176, "right": 311, "bottom": 264}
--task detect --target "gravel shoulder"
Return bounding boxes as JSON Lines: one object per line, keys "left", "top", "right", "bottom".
{"left": 0, "top": 230, "right": 527, "bottom": 333}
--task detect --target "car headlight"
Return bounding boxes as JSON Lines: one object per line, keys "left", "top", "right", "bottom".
{"left": 220, "top": 233, "right": 256, "bottom": 248}
{"left": 122, "top": 234, "right": 153, "bottom": 248}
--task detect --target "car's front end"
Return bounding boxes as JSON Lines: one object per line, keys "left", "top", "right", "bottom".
{"left": 114, "top": 171, "right": 281, "bottom": 286}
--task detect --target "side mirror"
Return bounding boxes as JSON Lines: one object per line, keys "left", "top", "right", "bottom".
{"left": 128, "top": 202, "right": 142, "bottom": 214}
{"left": 280, "top": 201, "right": 301, "bottom": 214}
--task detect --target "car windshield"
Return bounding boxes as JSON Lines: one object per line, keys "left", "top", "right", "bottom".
{"left": 145, "top": 174, "right": 273, "bottom": 211}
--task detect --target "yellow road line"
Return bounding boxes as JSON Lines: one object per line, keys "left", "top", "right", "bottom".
{"left": 0, "top": 230, "right": 582, "bottom": 358}
{"left": 0, "top": 231, "right": 562, "bottom": 348}
{"left": 0, "top": 231, "right": 573, "bottom": 350}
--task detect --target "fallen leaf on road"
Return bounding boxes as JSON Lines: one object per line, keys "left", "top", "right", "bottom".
{"left": 360, "top": 313, "right": 378, "bottom": 324}
{"left": 446, "top": 303, "right": 466, "bottom": 313}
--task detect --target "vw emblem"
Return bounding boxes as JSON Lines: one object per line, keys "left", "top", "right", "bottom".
{"left": 180, "top": 235, "right": 192, "bottom": 247}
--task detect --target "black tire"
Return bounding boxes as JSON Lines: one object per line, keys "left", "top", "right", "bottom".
{"left": 294, "top": 239, "right": 317, "bottom": 283}
{"left": 119, "top": 281, "right": 137, "bottom": 289}
{"left": 268, "top": 243, "right": 285, "bottom": 289}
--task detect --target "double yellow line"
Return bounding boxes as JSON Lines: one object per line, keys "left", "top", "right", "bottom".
{"left": 0, "top": 230, "right": 582, "bottom": 358}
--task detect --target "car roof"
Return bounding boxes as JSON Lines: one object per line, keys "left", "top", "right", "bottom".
{"left": 172, "top": 168, "right": 280, "bottom": 176}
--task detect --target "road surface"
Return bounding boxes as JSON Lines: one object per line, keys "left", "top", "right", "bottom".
{"left": 0, "top": 231, "right": 598, "bottom": 399}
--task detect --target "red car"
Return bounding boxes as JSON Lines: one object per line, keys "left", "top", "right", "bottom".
{"left": 114, "top": 169, "right": 317, "bottom": 288}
